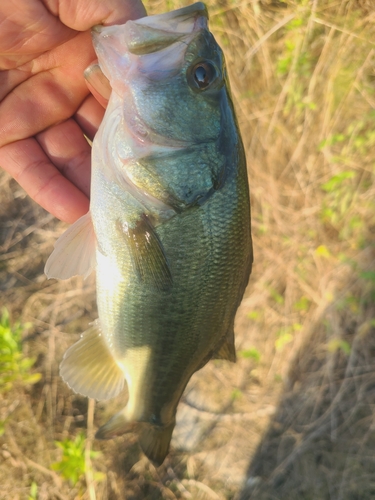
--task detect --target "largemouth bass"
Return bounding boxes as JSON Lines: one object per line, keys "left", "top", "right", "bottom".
{"left": 45, "top": 2, "right": 252, "bottom": 466}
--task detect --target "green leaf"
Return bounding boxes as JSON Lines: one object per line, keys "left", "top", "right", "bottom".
{"left": 294, "top": 297, "right": 311, "bottom": 311}
{"left": 247, "top": 310, "right": 261, "bottom": 321}
{"left": 23, "top": 373, "right": 42, "bottom": 385}
{"left": 275, "top": 333, "right": 293, "bottom": 351}
{"left": 52, "top": 432, "right": 99, "bottom": 486}
{"left": 321, "top": 171, "right": 355, "bottom": 192}
{"left": 360, "top": 271, "right": 375, "bottom": 283}
{"left": 238, "top": 348, "right": 261, "bottom": 362}
{"left": 315, "top": 245, "right": 331, "bottom": 258}
{"left": 268, "top": 287, "right": 284, "bottom": 305}
{"left": 231, "top": 388, "right": 243, "bottom": 400}
{"left": 0, "top": 308, "right": 39, "bottom": 392}
{"left": 327, "top": 339, "right": 351, "bottom": 355}
{"left": 28, "top": 481, "right": 38, "bottom": 500}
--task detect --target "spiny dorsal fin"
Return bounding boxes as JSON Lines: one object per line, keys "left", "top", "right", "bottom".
{"left": 118, "top": 214, "right": 173, "bottom": 291}
{"left": 45, "top": 212, "right": 96, "bottom": 280}
{"left": 60, "top": 320, "right": 124, "bottom": 401}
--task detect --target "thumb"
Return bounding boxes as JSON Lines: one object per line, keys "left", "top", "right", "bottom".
{"left": 57, "top": 0, "right": 147, "bottom": 31}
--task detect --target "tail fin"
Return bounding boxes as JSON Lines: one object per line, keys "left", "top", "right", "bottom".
{"left": 138, "top": 421, "right": 175, "bottom": 466}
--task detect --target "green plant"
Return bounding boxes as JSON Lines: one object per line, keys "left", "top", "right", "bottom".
{"left": 276, "top": 14, "right": 319, "bottom": 117}
{"left": 238, "top": 347, "right": 261, "bottom": 362}
{"left": 247, "top": 310, "right": 262, "bottom": 321}
{"left": 268, "top": 286, "right": 284, "bottom": 305}
{"left": 275, "top": 324, "right": 302, "bottom": 351}
{"left": 327, "top": 339, "right": 351, "bottom": 355}
{"left": 360, "top": 270, "right": 375, "bottom": 302}
{"left": 319, "top": 107, "right": 375, "bottom": 244}
{"left": 51, "top": 432, "right": 101, "bottom": 486}
{"left": 0, "top": 308, "right": 40, "bottom": 392}
{"left": 320, "top": 170, "right": 357, "bottom": 229}
{"left": 28, "top": 482, "right": 38, "bottom": 500}
{"left": 231, "top": 388, "right": 243, "bottom": 400}
{"left": 293, "top": 296, "right": 311, "bottom": 312}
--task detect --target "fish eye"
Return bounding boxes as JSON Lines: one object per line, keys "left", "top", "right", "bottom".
{"left": 188, "top": 61, "right": 218, "bottom": 90}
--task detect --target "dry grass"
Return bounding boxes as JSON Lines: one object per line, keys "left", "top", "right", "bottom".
{"left": 1, "top": 0, "right": 375, "bottom": 498}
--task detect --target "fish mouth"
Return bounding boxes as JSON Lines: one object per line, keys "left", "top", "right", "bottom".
{"left": 133, "top": 2, "right": 207, "bottom": 27}
{"left": 122, "top": 2, "right": 208, "bottom": 55}
{"left": 92, "top": 2, "right": 208, "bottom": 71}
{"left": 91, "top": 3, "right": 209, "bottom": 147}
{"left": 92, "top": 2, "right": 207, "bottom": 44}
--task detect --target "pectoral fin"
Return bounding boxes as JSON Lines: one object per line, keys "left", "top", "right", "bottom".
{"left": 60, "top": 320, "right": 124, "bottom": 401}
{"left": 212, "top": 329, "right": 236, "bottom": 363}
{"left": 45, "top": 212, "right": 96, "bottom": 280}
{"left": 118, "top": 214, "right": 172, "bottom": 290}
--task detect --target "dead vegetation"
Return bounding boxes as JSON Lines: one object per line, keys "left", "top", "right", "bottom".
{"left": 1, "top": 0, "right": 375, "bottom": 498}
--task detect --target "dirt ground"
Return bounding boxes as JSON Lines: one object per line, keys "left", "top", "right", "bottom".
{"left": 1, "top": 0, "right": 375, "bottom": 499}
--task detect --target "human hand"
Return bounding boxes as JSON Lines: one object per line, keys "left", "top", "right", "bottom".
{"left": 0, "top": 0, "right": 146, "bottom": 223}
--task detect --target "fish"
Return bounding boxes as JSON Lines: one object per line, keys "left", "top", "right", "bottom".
{"left": 45, "top": 2, "right": 252, "bottom": 466}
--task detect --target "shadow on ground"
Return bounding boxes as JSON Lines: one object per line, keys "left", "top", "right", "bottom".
{"left": 239, "top": 266, "right": 375, "bottom": 500}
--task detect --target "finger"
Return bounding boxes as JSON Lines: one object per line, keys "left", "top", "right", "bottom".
{"left": 0, "top": 31, "right": 95, "bottom": 148}
{"left": 0, "top": 0, "right": 74, "bottom": 68}
{"left": 36, "top": 119, "right": 91, "bottom": 197}
{"left": 0, "top": 67, "right": 32, "bottom": 101}
{"left": 57, "top": 0, "right": 147, "bottom": 30}
{"left": 75, "top": 94, "right": 105, "bottom": 141}
{"left": 0, "top": 138, "right": 89, "bottom": 223}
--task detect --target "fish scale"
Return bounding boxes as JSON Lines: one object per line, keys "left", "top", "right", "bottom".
{"left": 45, "top": 2, "right": 252, "bottom": 465}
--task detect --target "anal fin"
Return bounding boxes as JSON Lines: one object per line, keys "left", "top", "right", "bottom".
{"left": 45, "top": 212, "right": 96, "bottom": 280}
{"left": 212, "top": 329, "right": 236, "bottom": 363}
{"left": 60, "top": 320, "right": 124, "bottom": 401}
